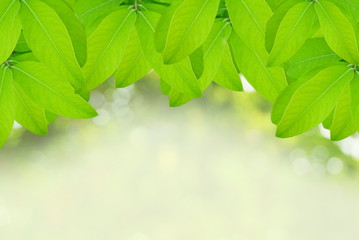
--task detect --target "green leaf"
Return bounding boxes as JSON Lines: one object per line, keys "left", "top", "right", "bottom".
{"left": 350, "top": 73, "right": 359, "bottom": 129}
{"left": 12, "top": 61, "right": 97, "bottom": 119}
{"left": 45, "top": 111, "right": 57, "bottom": 124}
{"left": 268, "top": 1, "right": 317, "bottom": 66}
{"left": 13, "top": 81, "right": 48, "bottom": 135}
{"left": 20, "top": 0, "right": 85, "bottom": 89}
{"left": 275, "top": 65, "right": 354, "bottom": 138}
{"left": 265, "top": 0, "right": 303, "bottom": 52}
{"left": 155, "top": 0, "right": 220, "bottom": 64}
{"left": 82, "top": 8, "right": 136, "bottom": 91}
{"left": 0, "top": 67, "right": 14, "bottom": 148}
{"left": 14, "top": 32, "right": 30, "bottom": 53}
{"left": 160, "top": 79, "right": 195, "bottom": 107}
{"left": 315, "top": 0, "right": 359, "bottom": 64}
{"left": 136, "top": 10, "right": 201, "bottom": 97}
{"left": 287, "top": 38, "right": 341, "bottom": 79}
{"left": 230, "top": 32, "right": 287, "bottom": 102}
{"left": 40, "top": 0, "right": 88, "bottom": 67}
{"left": 214, "top": 43, "right": 243, "bottom": 92}
{"left": 74, "top": 0, "right": 125, "bottom": 29}
{"left": 226, "top": 0, "right": 272, "bottom": 52}
{"left": 266, "top": 0, "right": 286, "bottom": 11}
{"left": 322, "top": 110, "right": 334, "bottom": 130}
{"left": 198, "top": 19, "right": 232, "bottom": 90}
{"left": 330, "top": 84, "right": 357, "bottom": 141}
{"left": 326, "top": 0, "right": 359, "bottom": 22}
{"left": 271, "top": 70, "right": 316, "bottom": 125}
{"left": 114, "top": 28, "right": 152, "bottom": 88}
{"left": 0, "top": 0, "right": 21, "bottom": 64}
{"left": 189, "top": 47, "right": 204, "bottom": 79}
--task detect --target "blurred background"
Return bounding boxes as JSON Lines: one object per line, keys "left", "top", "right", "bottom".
{"left": 1, "top": 74, "right": 359, "bottom": 240}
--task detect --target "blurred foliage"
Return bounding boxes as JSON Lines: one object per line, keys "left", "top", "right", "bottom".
{"left": 1, "top": 74, "right": 359, "bottom": 177}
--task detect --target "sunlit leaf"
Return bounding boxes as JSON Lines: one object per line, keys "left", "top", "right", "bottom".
{"left": 12, "top": 61, "right": 97, "bottom": 119}
{"left": 155, "top": 0, "right": 220, "bottom": 64}
{"left": 82, "top": 8, "right": 136, "bottom": 91}
{"left": 20, "top": 0, "right": 85, "bottom": 89}
{"left": 0, "top": 67, "right": 14, "bottom": 148}
{"left": 315, "top": 0, "right": 359, "bottom": 64}
{"left": 275, "top": 66, "right": 355, "bottom": 138}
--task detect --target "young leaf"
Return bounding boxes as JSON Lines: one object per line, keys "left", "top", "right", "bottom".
{"left": 40, "top": 0, "right": 88, "bottom": 67}
{"left": 198, "top": 19, "right": 232, "bottom": 90}
{"left": 272, "top": 70, "right": 316, "bottom": 125}
{"left": 330, "top": 84, "right": 356, "bottom": 141}
{"left": 114, "top": 28, "right": 152, "bottom": 88}
{"left": 230, "top": 32, "right": 287, "bottom": 102}
{"left": 189, "top": 47, "right": 204, "bottom": 79}
{"left": 268, "top": 1, "right": 317, "bottom": 66}
{"left": 14, "top": 32, "right": 30, "bottom": 53}
{"left": 276, "top": 66, "right": 355, "bottom": 138}
{"left": 74, "top": 0, "right": 125, "bottom": 29}
{"left": 315, "top": 0, "right": 359, "bottom": 64}
{"left": 287, "top": 38, "right": 341, "bottom": 79}
{"left": 13, "top": 81, "right": 48, "bottom": 135}
{"left": 214, "top": 44, "right": 243, "bottom": 92}
{"left": 82, "top": 8, "right": 136, "bottom": 91}
{"left": 20, "top": 0, "right": 85, "bottom": 89}
{"left": 0, "top": 0, "right": 21, "bottom": 64}
{"left": 12, "top": 61, "right": 98, "bottom": 119}
{"left": 160, "top": 79, "right": 195, "bottom": 107}
{"left": 265, "top": 0, "right": 303, "bottom": 52}
{"left": 326, "top": 0, "right": 359, "bottom": 22}
{"left": 266, "top": 0, "right": 287, "bottom": 11}
{"left": 136, "top": 10, "right": 201, "bottom": 97}
{"left": 226, "top": 0, "right": 272, "bottom": 52}
{"left": 155, "top": 0, "right": 220, "bottom": 64}
{"left": 350, "top": 73, "right": 359, "bottom": 130}
{"left": 322, "top": 110, "right": 334, "bottom": 130}
{"left": 0, "top": 67, "right": 14, "bottom": 148}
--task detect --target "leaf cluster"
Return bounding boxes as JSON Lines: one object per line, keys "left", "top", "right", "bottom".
{"left": 0, "top": 0, "right": 358, "bottom": 147}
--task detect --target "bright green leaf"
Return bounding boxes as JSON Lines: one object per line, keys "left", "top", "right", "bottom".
{"left": 315, "top": 0, "right": 359, "bottom": 64}
{"left": 155, "top": 0, "right": 220, "bottom": 64}
{"left": 114, "top": 28, "right": 152, "bottom": 88}
{"left": 276, "top": 65, "right": 355, "bottom": 138}
{"left": 0, "top": 0, "right": 21, "bottom": 64}
{"left": 214, "top": 44, "right": 243, "bottom": 92}
{"left": 41, "top": 0, "right": 88, "bottom": 67}
{"left": 137, "top": 10, "right": 201, "bottom": 97}
{"left": 83, "top": 8, "right": 136, "bottom": 91}
{"left": 226, "top": 0, "right": 272, "bottom": 52}
{"left": 0, "top": 67, "right": 14, "bottom": 148}
{"left": 13, "top": 81, "right": 48, "bottom": 135}
{"left": 287, "top": 38, "right": 341, "bottom": 79}
{"left": 20, "top": 0, "right": 85, "bottom": 89}
{"left": 198, "top": 19, "right": 232, "bottom": 90}
{"left": 74, "top": 0, "right": 125, "bottom": 29}
{"left": 12, "top": 61, "right": 97, "bottom": 119}
{"left": 268, "top": 1, "right": 317, "bottom": 66}
{"left": 230, "top": 32, "right": 287, "bottom": 102}
{"left": 330, "top": 84, "right": 357, "bottom": 140}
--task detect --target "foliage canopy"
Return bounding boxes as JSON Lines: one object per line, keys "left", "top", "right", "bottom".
{"left": 0, "top": 0, "right": 359, "bottom": 147}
